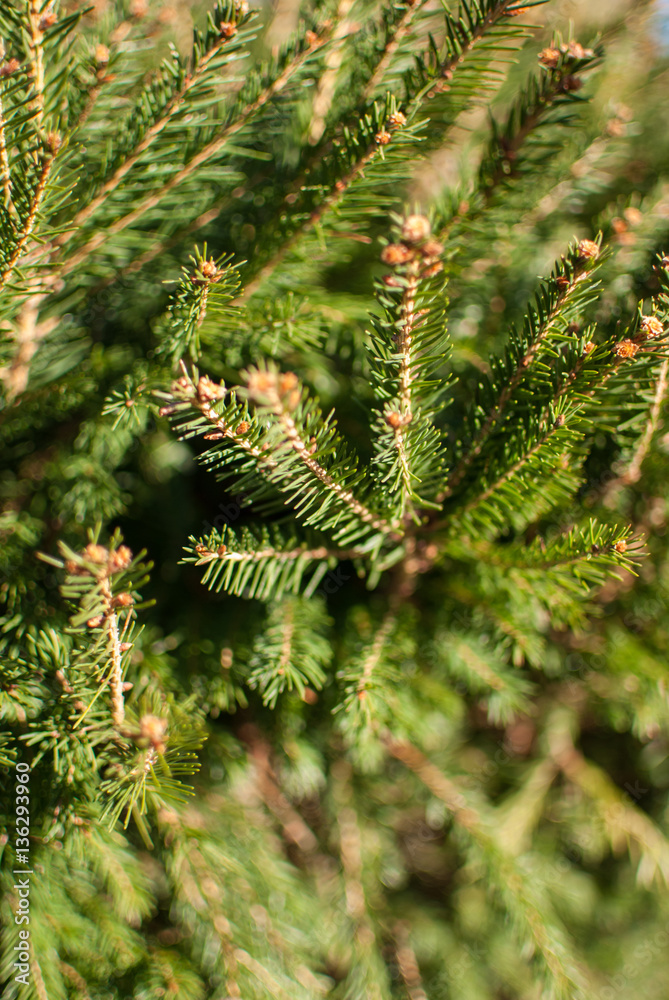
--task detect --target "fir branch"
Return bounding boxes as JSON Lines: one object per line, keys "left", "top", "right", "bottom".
{"left": 363, "top": 0, "right": 429, "bottom": 102}
{"left": 394, "top": 922, "right": 428, "bottom": 1000}
{"left": 27, "top": 0, "right": 46, "bottom": 131}
{"left": 435, "top": 40, "right": 602, "bottom": 244}
{"left": 185, "top": 521, "right": 363, "bottom": 599}
{"left": 244, "top": 365, "right": 400, "bottom": 538}
{"left": 602, "top": 355, "right": 669, "bottom": 498}
{"left": 351, "top": 610, "right": 397, "bottom": 710}
{"left": 440, "top": 242, "right": 601, "bottom": 501}
{"left": 52, "top": 22, "right": 245, "bottom": 251}
{"left": 57, "top": 30, "right": 332, "bottom": 278}
{"left": 550, "top": 722, "right": 669, "bottom": 885}
{"left": 0, "top": 143, "right": 55, "bottom": 292}
{"left": 0, "top": 46, "right": 13, "bottom": 212}
{"left": 235, "top": 105, "right": 412, "bottom": 306}
{"left": 307, "top": 0, "right": 355, "bottom": 145}
{"left": 405, "top": 0, "right": 528, "bottom": 110}
{"left": 384, "top": 737, "right": 590, "bottom": 997}
{"left": 100, "top": 577, "right": 124, "bottom": 729}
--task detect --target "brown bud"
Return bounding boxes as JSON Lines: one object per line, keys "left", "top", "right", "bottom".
{"left": 614, "top": 539, "right": 628, "bottom": 554}
{"left": 386, "top": 411, "right": 402, "bottom": 429}
{"left": 195, "top": 544, "right": 209, "bottom": 555}
{"left": 108, "top": 545, "right": 133, "bottom": 573}
{"left": 278, "top": 372, "right": 299, "bottom": 395}
{"left": 112, "top": 592, "right": 134, "bottom": 608}
{"left": 119, "top": 643, "right": 133, "bottom": 653}
{"left": 139, "top": 714, "right": 168, "bottom": 753}
{"left": 577, "top": 239, "right": 600, "bottom": 261}
{"left": 216, "top": 544, "right": 228, "bottom": 556}
{"left": 39, "top": 11, "right": 57, "bottom": 30}
{"left": 554, "top": 414, "right": 566, "bottom": 427}
{"left": 95, "top": 44, "right": 110, "bottom": 65}
{"left": 334, "top": 180, "right": 346, "bottom": 192}
{"left": 375, "top": 130, "right": 392, "bottom": 146}
{"left": 380, "top": 243, "right": 414, "bottom": 266}
{"left": 567, "top": 40, "right": 593, "bottom": 59}
{"left": 219, "top": 21, "right": 237, "bottom": 38}
{"left": 201, "top": 259, "right": 219, "bottom": 279}
{"left": 421, "top": 261, "right": 443, "bottom": 278}
{"left": 382, "top": 275, "right": 402, "bottom": 287}
{"left": 555, "top": 276, "right": 570, "bottom": 291}
{"left": 305, "top": 29, "right": 318, "bottom": 47}
{"left": 0, "top": 58, "right": 20, "bottom": 78}
{"left": 83, "top": 543, "right": 109, "bottom": 565}
{"left": 87, "top": 615, "right": 104, "bottom": 628}
{"left": 401, "top": 214, "right": 431, "bottom": 245}
{"left": 203, "top": 431, "right": 225, "bottom": 440}
{"left": 158, "top": 405, "right": 178, "bottom": 417}
{"left": 539, "top": 47, "right": 560, "bottom": 68}
{"left": 246, "top": 370, "right": 278, "bottom": 396}
{"left": 236, "top": 421, "right": 250, "bottom": 434}
{"left": 613, "top": 339, "right": 639, "bottom": 360}
{"left": 129, "top": 0, "right": 148, "bottom": 16}
{"left": 560, "top": 75, "right": 583, "bottom": 92}
{"left": 387, "top": 111, "right": 407, "bottom": 128}
{"left": 420, "top": 239, "right": 444, "bottom": 258}
{"left": 46, "top": 133, "right": 62, "bottom": 155}
{"left": 640, "top": 315, "right": 663, "bottom": 339}
{"left": 583, "top": 340, "right": 595, "bottom": 354}
{"left": 197, "top": 376, "right": 226, "bottom": 403}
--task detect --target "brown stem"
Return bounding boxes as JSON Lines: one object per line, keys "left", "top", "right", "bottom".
{"left": 271, "top": 392, "right": 401, "bottom": 538}
{"left": 99, "top": 578, "right": 125, "bottom": 728}
{"left": 27, "top": 0, "right": 45, "bottom": 131}
{"left": 0, "top": 154, "right": 54, "bottom": 291}
{"left": 363, "top": 0, "right": 429, "bottom": 102}
{"left": 394, "top": 922, "right": 429, "bottom": 1000}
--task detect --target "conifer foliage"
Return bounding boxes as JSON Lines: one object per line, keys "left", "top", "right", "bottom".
{"left": 2, "top": 1, "right": 669, "bottom": 999}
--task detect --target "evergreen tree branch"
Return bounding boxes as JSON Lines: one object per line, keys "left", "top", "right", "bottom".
{"left": 439, "top": 241, "right": 601, "bottom": 501}
{"left": 394, "top": 922, "right": 428, "bottom": 1000}
{"left": 53, "top": 28, "right": 242, "bottom": 251}
{"left": 234, "top": 106, "right": 411, "bottom": 306}
{"left": 0, "top": 48, "right": 13, "bottom": 212}
{"left": 435, "top": 41, "right": 601, "bottom": 245}
{"left": 0, "top": 143, "right": 55, "bottom": 292}
{"left": 363, "top": 0, "right": 429, "bottom": 102}
{"left": 357, "top": 609, "right": 396, "bottom": 699}
{"left": 245, "top": 366, "right": 400, "bottom": 538}
{"left": 549, "top": 720, "right": 669, "bottom": 885}
{"left": 602, "top": 354, "right": 669, "bottom": 499}
{"left": 384, "top": 736, "right": 590, "bottom": 997}
{"left": 27, "top": 0, "right": 46, "bottom": 131}
{"left": 56, "top": 30, "right": 332, "bottom": 278}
